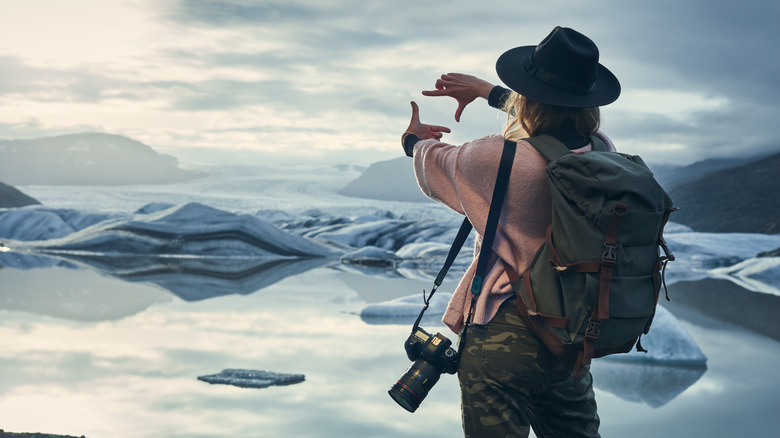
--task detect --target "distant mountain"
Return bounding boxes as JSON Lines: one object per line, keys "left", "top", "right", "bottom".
{"left": 649, "top": 153, "right": 769, "bottom": 190}
{"left": 0, "top": 132, "right": 200, "bottom": 185}
{"left": 0, "top": 182, "right": 40, "bottom": 208}
{"left": 667, "top": 152, "right": 780, "bottom": 234}
{"left": 338, "top": 157, "right": 431, "bottom": 203}
{"left": 342, "top": 148, "right": 780, "bottom": 234}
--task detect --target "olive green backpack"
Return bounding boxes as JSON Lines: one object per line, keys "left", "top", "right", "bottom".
{"left": 507, "top": 134, "right": 677, "bottom": 376}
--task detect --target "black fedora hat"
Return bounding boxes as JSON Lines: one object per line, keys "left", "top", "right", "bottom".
{"left": 496, "top": 26, "right": 620, "bottom": 108}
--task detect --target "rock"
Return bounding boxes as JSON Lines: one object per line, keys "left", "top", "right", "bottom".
{"left": 0, "top": 430, "right": 85, "bottom": 438}
{"left": 758, "top": 247, "right": 780, "bottom": 257}
{"left": 340, "top": 246, "right": 401, "bottom": 267}
{"left": 0, "top": 182, "right": 40, "bottom": 208}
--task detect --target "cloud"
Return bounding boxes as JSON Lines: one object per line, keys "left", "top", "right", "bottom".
{"left": 166, "top": 0, "right": 326, "bottom": 27}
{"left": 0, "top": 0, "right": 777, "bottom": 165}
{"left": 0, "top": 56, "right": 142, "bottom": 104}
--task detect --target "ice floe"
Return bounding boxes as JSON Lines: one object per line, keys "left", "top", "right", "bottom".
{"left": 198, "top": 369, "right": 305, "bottom": 389}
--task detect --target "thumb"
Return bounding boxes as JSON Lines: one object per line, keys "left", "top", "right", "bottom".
{"left": 455, "top": 103, "right": 466, "bottom": 122}
{"left": 410, "top": 101, "right": 420, "bottom": 121}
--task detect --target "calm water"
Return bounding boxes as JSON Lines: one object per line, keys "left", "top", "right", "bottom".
{"left": 1, "top": 261, "right": 778, "bottom": 438}
{"left": 2, "top": 164, "right": 779, "bottom": 437}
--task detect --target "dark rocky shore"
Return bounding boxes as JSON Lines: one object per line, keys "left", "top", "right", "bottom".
{"left": 0, "top": 431, "right": 84, "bottom": 438}
{"left": 0, "top": 182, "right": 40, "bottom": 208}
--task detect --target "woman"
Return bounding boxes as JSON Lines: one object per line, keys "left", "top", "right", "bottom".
{"left": 401, "top": 27, "right": 620, "bottom": 438}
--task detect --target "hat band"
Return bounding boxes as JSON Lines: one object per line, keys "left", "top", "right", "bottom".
{"left": 523, "top": 56, "right": 595, "bottom": 95}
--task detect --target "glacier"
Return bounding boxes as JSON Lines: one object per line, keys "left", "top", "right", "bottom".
{"left": 2, "top": 195, "right": 779, "bottom": 371}
{"left": 3, "top": 202, "right": 779, "bottom": 299}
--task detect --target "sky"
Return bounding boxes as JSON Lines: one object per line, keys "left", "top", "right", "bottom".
{"left": 0, "top": 0, "right": 778, "bottom": 166}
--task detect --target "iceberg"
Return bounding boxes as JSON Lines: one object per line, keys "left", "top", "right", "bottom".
{"left": 663, "top": 231, "right": 780, "bottom": 284}
{"left": 283, "top": 209, "right": 466, "bottom": 257}
{"left": 197, "top": 369, "right": 305, "bottom": 389}
{"left": 603, "top": 305, "right": 707, "bottom": 365}
{"left": 3, "top": 202, "right": 337, "bottom": 258}
{"left": 360, "top": 292, "right": 452, "bottom": 318}
{"left": 1, "top": 202, "right": 342, "bottom": 302}
{"left": 360, "top": 294, "right": 706, "bottom": 365}
{"left": 590, "top": 305, "right": 708, "bottom": 408}
{"left": 359, "top": 291, "right": 453, "bottom": 326}
{"left": 0, "top": 206, "right": 116, "bottom": 241}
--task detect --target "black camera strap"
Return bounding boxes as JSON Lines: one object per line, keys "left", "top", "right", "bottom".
{"left": 412, "top": 217, "right": 473, "bottom": 332}
{"left": 412, "top": 139, "right": 517, "bottom": 335}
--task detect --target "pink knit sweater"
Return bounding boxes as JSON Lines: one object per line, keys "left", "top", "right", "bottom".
{"left": 413, "top": 132, "right": 616, "bottom": 334}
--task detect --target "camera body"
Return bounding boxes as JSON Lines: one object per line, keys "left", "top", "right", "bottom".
{"left": 388, "top": 327, "right": 459, "bottom": 412}
{"left": 404, "top": 328, "right": 459, "bottom": 373}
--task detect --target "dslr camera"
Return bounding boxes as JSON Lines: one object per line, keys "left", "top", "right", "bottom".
{"left": 388, "top": 327, "right": 459, "bottom": 412}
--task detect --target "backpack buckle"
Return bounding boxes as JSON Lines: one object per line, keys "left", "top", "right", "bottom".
{"left": 585, "top": 320, "right": 601, "bottom": 340}
{"left": 602, "top": 243, "right": 618, "bottom": 265}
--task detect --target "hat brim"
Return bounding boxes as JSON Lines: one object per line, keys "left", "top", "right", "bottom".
{"left": 496, "top": 46, "right": 621, "bottom": 108}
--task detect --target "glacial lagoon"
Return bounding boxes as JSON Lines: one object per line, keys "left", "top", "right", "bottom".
{"left": 1, "top": 162, "right": 778, "bottom": 437}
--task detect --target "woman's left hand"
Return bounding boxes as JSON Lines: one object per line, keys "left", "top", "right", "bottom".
{"left": 404, "top": 101, "right": 451, "bottom": 141}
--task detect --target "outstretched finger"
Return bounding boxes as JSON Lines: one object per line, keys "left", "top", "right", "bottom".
{"left": 422, "top": 89, "right": 449, "bottom": 97}
{"left": 410, "top": 101, "right": 420, "bottom": 121}
{"left": 428, "top": 124, "right": 451, "bottom": 133}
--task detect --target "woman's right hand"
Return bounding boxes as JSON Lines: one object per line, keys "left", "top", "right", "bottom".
{"left": 422, "top": 73, "right": 495, "bottom": 122}
{"left": 404, "top": 101, "right": 451, "bottom": 141}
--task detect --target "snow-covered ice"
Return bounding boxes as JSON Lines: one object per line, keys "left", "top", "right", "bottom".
{"left": 360, "top": 292, "right": 452, "bottom": 319}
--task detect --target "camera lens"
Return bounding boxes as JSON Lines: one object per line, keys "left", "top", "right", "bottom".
{"left": 388, "top": 359, "right": 441, "bottom": 413}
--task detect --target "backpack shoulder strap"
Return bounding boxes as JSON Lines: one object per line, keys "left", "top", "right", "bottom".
{"left": 524, "top": 134, "right": 570, "bottom": 162}
{"left": 589, "top": 134, "right": 609, "bottom": 152}
{"left": 525, "top": 133, "right": 610, "bottom": 161}
{"left": 470, "top": 138, "right": 517, "bottom": 295}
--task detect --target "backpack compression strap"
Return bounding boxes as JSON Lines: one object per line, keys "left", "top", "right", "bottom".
{"left": 573, "top": 201, "right": 628, "bottom": 375}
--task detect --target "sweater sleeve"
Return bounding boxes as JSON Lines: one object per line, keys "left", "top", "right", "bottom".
{"left": 487, "top": 85, "right": 512, "bottom": 110}
{"left": 412, "top": 134, "right": 511, "bottom": 219}
{"left": 402, "top": 133, "right": 420, "bottom": 157}
{"left": 412, "top": 138, "right": 469, "bottom": 214}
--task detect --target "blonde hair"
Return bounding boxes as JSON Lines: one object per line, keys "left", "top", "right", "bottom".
{"left": 502, "top": 92, "right": 601, "bottom": 142}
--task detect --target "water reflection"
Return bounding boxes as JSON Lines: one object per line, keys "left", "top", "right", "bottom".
{"left": 1, "top": 258, "right": 778, "bottom": 438}
{"left": 1, "top": 250, "right": 334, "bottom": 307}
{"left": 591, "top": 361, "right": 707, "bottom": 408}
{"left": 0, "top": 264, "right": 171, "bottom": 321}
{"left": 2, "top": 250, "right": 710, "bottom": 413}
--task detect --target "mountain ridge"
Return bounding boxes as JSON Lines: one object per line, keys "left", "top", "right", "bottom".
{"left": 0, "top": 132, "right": 200, "bottom": 185}
{"left": 338, "top": 148, "right": 780, "bottom": 234}
{"left": 667, "top": 151, "right": 780, "bottom": 234}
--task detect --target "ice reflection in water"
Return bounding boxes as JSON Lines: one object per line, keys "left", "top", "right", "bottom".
{"left": 0, "top": 253, "right": 778, "bottom": 438}
{"left": 591, "top": 361, "right": 707, "bottom": 408}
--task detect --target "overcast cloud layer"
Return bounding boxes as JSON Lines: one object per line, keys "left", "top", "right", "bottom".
{"left": 0, "top": 0, "right": 778, "bottom": 165}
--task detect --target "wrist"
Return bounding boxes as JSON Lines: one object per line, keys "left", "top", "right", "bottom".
{"left": 477, "top": 80, "right": 495, "bottom": 99}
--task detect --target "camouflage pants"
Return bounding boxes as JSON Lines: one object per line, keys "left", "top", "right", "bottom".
{"left": 458, "top": 298, "right": 600, "bottom": 438}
